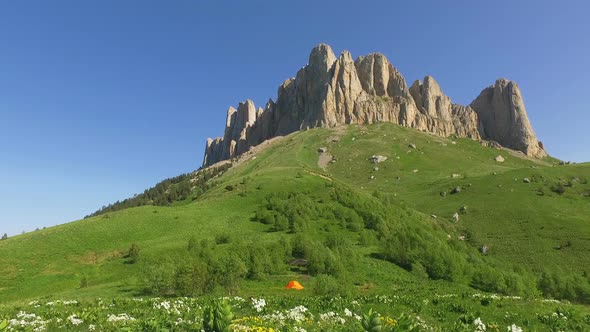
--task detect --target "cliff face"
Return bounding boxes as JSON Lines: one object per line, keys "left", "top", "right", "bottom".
{"left": 470, "top": 79, "right": 546, "bottom": 158}
{"left": 202, "top": 44, "right": 545, "bottom": 167}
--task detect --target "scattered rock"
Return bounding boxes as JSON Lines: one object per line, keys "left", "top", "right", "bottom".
{"left": 480, "top": 245, "right": 489, "bottom": 254}
{"left": 412, "top": 169, "right": 419, "bottom": 173}
{"left": 460, "top": 206, "right": 468, "bottom": 214}
{"left": 369, "top": 155, "right": 388, "bottom": 163}
{"left": 369, "top": 175, "right": 375, "bottom": 180}
{"left": 352, "top": 137, "right": 356, "bottom": 141}
{"left": 451, "top": 186, "right": 462, "bottom": 194}
{"left": 523, "top": 178, "right": 531, "bottom": 183}
{"left": 373, "top": 167, "right": 379, "bottom": 171}
{"left": 451, "top": 141, "right": 457, "bottom": 145}
{"left": 452, "top": 213, "right": 460, "bottom": 222}
{"left": 440, "top": 191, "right": 447, "bottom": 197}
{"left": 408, "top": 143, "right": 417, "bottom": 149}
{"left": 495, "top": 155, "right": 505, "bottom": 163}
{"left": 458, "top": 235, "right": 466, "bottom": 241}
{"left": 451, "top": 174, "right": 461, "bottom": 179}
{"left": 431, "top": 214, "right": 437, "bottom": 219}
{"left": 318, "top": 147, "right": 328, "bottom": 153}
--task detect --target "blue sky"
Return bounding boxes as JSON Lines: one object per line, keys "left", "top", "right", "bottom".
{"left": 1, "top": 1, "right": 589, "bottom": 235}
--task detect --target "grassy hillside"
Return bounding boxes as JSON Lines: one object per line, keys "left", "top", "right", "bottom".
{"left": 1, "top": 123, "right": 589, "bottom": 330}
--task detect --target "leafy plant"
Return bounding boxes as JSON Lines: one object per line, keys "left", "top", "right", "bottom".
{"left": 203, "top": 299, "right": 234, "bottom": 332}
{"left": 361, "top": 308, "right": 382, "bottom": 332}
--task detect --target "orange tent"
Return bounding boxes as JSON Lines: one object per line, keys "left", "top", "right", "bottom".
{"left": 285, "top": 280, "right": 304, "bottom": 290}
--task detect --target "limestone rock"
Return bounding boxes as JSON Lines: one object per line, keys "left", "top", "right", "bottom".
{"left": 470, "top": 79, "right": 546, "bottom": 158}
{"left": 495, "top": 155, "right": 505, "bottom": 163}
{"left": 369, "top": 155, "right": 388, "bottom": 163}
{"left": 202, "top": 44, "right": 547, "bottom": 168}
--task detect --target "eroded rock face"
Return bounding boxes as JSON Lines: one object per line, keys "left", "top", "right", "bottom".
{"left": 202, "top": 44, "right": 546, "bottom": 167}
{"left": 470, "top": 79, "right": 546, "bottom": 158}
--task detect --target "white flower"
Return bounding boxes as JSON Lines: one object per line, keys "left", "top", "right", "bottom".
{"left": 344, "top": 308, "right": 353, "bottom": 317}
{"left": 474, "top": 317, "right": 486, "bottom": 331}
{"left": 67, "top": 314, "right": 83, "bottom": 326}
{"left": 507, "top": 324, "right": 523, "bottom": 332}
{"left": 107, "top": 313, "right": 136, "bottom": 323}
{"left": 251, "top": 298, "right": 266, "bottom": 312}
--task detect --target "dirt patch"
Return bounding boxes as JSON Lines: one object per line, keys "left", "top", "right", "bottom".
{"left": 317, "top": 125, "right": 348, "bottom": 169}
{"left": 317, "top": 152, "right": 333, "bottom": 169}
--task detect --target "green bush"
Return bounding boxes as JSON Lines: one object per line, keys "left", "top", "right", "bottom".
{"left": 128, "top": 243, "right": 140, "bottom": 263}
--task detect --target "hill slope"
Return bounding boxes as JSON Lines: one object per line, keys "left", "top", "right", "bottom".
{"left": 1, "top": 123, "right": 590, "bottom": 330}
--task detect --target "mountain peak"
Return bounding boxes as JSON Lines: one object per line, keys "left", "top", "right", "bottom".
{"left": 202, "top": 45, "right": 546, "bottom": 167}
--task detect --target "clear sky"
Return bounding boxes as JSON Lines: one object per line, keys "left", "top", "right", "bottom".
{"left": 1, "top": 1, "right": 589, "bottom": 235}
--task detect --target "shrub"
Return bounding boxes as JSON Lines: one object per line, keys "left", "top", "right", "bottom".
{"left": 215, "top": 232, "right": 231, "bottom": 244}
{"left": 187, "top": 236, "right": 198, "bottom": 251}
{"left": 551, "top": 184, "right": 566, "bottom": 195}
{"left": 142, "top": 260, "right": 175, "bottom": 296}
{"left": 79, "top": 276, "right": 88, "bottom": 289}
{"left": 312, "top": 274, "right": 340, "bottom": 296}
{"left": 128, "top": 243, "right": 140, "bottom": 263}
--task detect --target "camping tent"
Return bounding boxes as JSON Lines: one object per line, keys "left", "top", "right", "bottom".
{"left": 285, "top": 280, "right": 304, "bottom": 290}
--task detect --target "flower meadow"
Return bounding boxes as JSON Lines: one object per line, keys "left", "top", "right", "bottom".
{"left": 0, "top": 293, "right": 589, "bottom": 331}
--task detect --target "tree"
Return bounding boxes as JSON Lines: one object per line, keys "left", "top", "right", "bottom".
{"left": 1, "top": 233, "right": 7, "bottom": 240}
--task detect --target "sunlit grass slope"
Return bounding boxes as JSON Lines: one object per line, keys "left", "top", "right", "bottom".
{"left": 1, "top": 122, "right": 589, "bottom": 308}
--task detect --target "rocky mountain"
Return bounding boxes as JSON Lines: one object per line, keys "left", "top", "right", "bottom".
{"left": 202, "top": 44, "right": 546, "bottom": 167}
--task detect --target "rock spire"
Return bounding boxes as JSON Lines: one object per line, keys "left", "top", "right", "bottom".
{"left": 202, "top": 44, "right": 546, "bottom": 167}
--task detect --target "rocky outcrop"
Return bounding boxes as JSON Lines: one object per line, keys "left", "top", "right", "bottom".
{"left": 202, "top": 44, "right": 546, "bottom": 167}
{"left": 470, "top": 79, "right": 546, "bottom": 158}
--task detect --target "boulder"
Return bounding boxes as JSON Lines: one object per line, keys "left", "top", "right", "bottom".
{"left": 452, "top": 213, "right": 460, "bottom": 222}
{"left": 523, "top": 178, "right": 531, "bottom": 183}
{"left": 495, "top": 155, "right": 505, "bottom": 163}
{"left": 451, "top": 186, "right": 462, "bottom": 194}
{"left": 408, "top": 143, "right": 417, "bottom": 149}
{"left": 369, "top": 155, "right": 388, "bottom": 163}
{"left": 318, "top": 147, "right": 328, "bottom": 153}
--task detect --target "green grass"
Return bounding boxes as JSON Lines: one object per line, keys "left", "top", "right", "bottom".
{"left": 1, "top": 122, "right": 589, "bottom": 330}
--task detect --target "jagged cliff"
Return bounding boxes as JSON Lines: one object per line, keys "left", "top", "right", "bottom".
{"left": 202, "top": 44, "right": 546, "bottom": 167}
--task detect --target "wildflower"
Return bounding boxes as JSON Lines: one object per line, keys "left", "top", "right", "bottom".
{"left": 251, "top": 298, "right": 267, "bottom": 313}
{"left": 507, "top": 324, "right": 523, "bottom": 332}
{"left": 67, "top": 314, "right": 83, "bottom": 326}
{"left": 107, "top": 313, "right": 136, "bottom": 323}
{"left": 474, "top": 317, "right": 486, "bottom": 331}
{"left": 344, "top": 308, "right": 353, "bottom": 317}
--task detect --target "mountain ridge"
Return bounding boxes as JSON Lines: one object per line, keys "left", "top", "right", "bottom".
{"left": 203, "top": 44, "right": 546, "bottom": 167}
